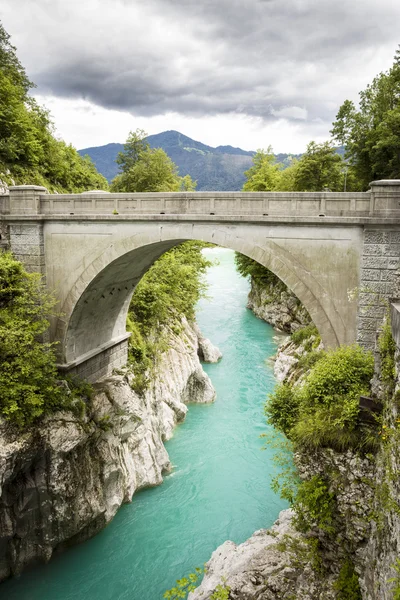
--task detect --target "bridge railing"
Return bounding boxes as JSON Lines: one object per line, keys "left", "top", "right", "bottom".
{"left": 2, "top": 180, "right": 400, "bottom": 217}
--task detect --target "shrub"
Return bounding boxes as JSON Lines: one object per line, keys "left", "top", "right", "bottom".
{"left": 379, "top": 315, "right": 396, "bottom": 399}
{"left": 163, "top": 567, "right": 204, "bottom": 599}
{"left": 291, "top": 324, "right": 319, "bottom": 346}
{"left": 334, "top": 559, "right": 362, "bottom": 599}
{"left": 0, "top": 253, "right": 79, "bottom": 427}
{"left": 389, "top": 558, "right": 400, "bottom": 600}
{"left": 265, "top": 383, "right": 300, "bottom": 436}
{"left": 296, "top": 349, "right": 324, "bottom": 372}
{"left": 266, "top": 344, "right": 375, "bottom": 451}
{"left": 293, "top": 475, "right": 336, "bottom": 534}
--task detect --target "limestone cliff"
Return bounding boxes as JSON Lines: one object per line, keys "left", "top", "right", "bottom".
{"left": 247, "top": 277, "right": 311, "bottom": 334}
{"left": 190, "top": 299, "right": 378, "bottom": 599}
{"left": 190, "top": 429, "right": 375, "bottom": 600}
{"left": 0, "top": 319, "right": 217, "bottom": 581}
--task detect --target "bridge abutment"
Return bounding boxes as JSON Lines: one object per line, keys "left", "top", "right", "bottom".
{"left": 57, "top": 335, "right": 130, "bottom": 382}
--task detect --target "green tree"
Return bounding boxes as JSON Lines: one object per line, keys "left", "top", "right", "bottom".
{"left": 0, "top": 21, "right": 32, "bottom": 92}
{"left": 276, "top": 158, "right": 300, "bottom": 191}
{"left": 331, "top": 46, "right": 400, "bottom": 188}
{"left": 242, "top": 147, "right": 281, "bottom": 191}
{"left": 115, "top": 128, "right": 149, "bottom": 173}
{"left": 0, "top": 21, "right": 108, "bottom": 193}
{"left": 292, "top": 141, "right": 345, "bottom": 191}
{"left": 111, "top": 129, "right": 196, "bottom": 192}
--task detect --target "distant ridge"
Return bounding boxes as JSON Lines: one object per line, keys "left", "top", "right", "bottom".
{"left": 78, "top": 130, "right": 302, "bottom": 191}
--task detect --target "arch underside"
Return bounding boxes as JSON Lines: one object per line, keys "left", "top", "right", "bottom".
{"left": 53, "top": 222, "right": 360, "bottom": 366}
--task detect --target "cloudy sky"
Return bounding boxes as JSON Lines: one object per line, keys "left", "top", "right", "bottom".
{"left": 1, "top": 0, "right": 399, "bottom": 152}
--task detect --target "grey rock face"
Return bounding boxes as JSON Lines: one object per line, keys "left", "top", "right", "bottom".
{"left": 188, "top": 509, "right": 338, "bottom": 600}
{"left": 0, "top": 319, "right": 215, "bottom": 581}
{"left": 273, "top": 336, "right": 324, "bottom": 384}
{"left": 359, "top": 345, "right": 400, "bottom": 599}
{"left": 195, "top": 324, "right": 223, "bottom": 363}
{"left": 247, "top": 278, "right": 311, "bottom": 334}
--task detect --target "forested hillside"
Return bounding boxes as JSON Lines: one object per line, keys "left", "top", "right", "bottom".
{"left": 0, "top": 23, "right": 107, "bottom": 193}
{"left": 79, "top": 130, "right": 257, "bottom": 190}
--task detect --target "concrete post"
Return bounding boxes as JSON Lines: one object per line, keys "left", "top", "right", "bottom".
{"left": 370, "top": 180, "right": 400, "bottom": 215}
{"left": 9, "top": 185, "right": 48, "bottom": 215}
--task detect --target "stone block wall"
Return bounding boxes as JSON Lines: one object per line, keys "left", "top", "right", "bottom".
{"left": 59, "top": 339, "right": 129, "bottom": 383}
{"left": 9, "top": 223, "right": 46, "bottom": 277}
{"left": 0, "top": 220, "right": 9, "bottom": 251}
{"left": 357, "top": 228, "right": 400, "bottom": 351}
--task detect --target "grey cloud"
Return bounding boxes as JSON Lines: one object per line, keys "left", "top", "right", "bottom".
{"left": 1, "top": 0, "right": 399, "bottom": 131}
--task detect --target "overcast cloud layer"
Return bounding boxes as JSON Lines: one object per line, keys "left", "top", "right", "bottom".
{"left": 1, "top": 0, "right": 399, "bottom": 151}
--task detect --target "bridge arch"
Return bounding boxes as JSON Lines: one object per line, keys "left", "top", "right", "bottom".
{"left": 55, "top": 223, "right": 346, "bottom": 377}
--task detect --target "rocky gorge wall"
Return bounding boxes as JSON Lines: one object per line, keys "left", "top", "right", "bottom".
{"left": 190, "top": 275, "right": 400, "bottom": 599}
{"left": 0, "top": 318, "right": 220, "bottom": 582}
{"left": 247, "top": 277, "right": 311, "bottom": 334}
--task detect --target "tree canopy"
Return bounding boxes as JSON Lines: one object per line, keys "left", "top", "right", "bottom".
{"left": 110, "top": 128, "right": 196, "bottom": 192}
{"left": 291, "top": 141, "right": 345, "bottom": 191}
{"left": 331, "top": 46, "right": 400, "bottom": 189}
{"left": 242, "top": 142, "right": 347, "bottom": 192}
{"left": 242, "top": 147, "right": 281, "bottom": 191}
{"left": 0, "top": 21, "right": 108, "bottom": 192}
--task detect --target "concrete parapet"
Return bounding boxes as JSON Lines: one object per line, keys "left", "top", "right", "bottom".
{"left": 37, "top": 190, "right": 373, "bottom": 217}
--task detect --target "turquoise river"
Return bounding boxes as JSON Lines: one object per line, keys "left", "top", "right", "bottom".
{"left": 2, "top": 248, "right": 288, "bottom": 600}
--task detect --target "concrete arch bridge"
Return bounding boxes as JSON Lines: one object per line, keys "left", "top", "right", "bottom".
{"left": 1, "top": 181, "right": 400, "bottom": 382}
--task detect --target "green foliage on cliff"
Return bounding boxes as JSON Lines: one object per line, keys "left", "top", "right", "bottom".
{"left": 163, "top": 567, "right": 230, "bottom": 600}
{"left": 290, "top": 324, "right": 320, "bottom": 348}
{"left": 265, "top": 383, "right": 299, "bottom": 437}
{"left": 0, "top": 21, "right": 107, "bottom": 192}
{"left": 234, "top": 252, "right": 281, "bottom": 287}
{"left": 129, "top": 241, "right": 211, "bottom": 334}
{"left": 0, "top": 253, "right": 84, "bottom": 427}
{"left": 294, "top": 475, "right": 337, "bottom": 534}
{"left": 127, "top": 241, "right": 212, "bottom": 393}
{"left": 266, "top": 345, "right": 375, "bottom": 451}
{"left": 334, "top": 559, "right": 362, "bottom": 600}
{"left": 163, "top": 567, "right": 204, "bottom": 598}
{"left": 110, "top": 129, "right": 196, "bottom": 192}
{"left": 379, "top": 314, "right": 396, "bottom": 400}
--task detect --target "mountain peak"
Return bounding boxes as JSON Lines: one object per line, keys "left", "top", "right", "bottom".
{"left": 78, "top": 130, "right": 260, "bottom": 190}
